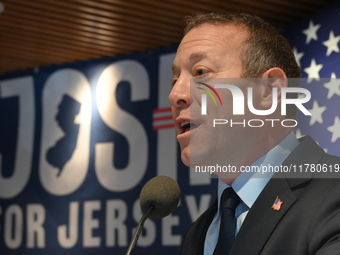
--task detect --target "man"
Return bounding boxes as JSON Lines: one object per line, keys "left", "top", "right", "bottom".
{"left": 169, "top": 13, "right": 340, "bottom": 254}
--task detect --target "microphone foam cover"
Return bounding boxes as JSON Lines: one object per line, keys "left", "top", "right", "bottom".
{"left": 140, "top": 176, "right": 181, "bottom": 219}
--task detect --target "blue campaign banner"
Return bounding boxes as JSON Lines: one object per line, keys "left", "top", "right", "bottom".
{"left": 0, "top": 46, "right": 217, "bottom": 255}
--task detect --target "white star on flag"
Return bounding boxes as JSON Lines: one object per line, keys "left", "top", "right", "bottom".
{"left": 322, "top": 31, "right": 340, "bottom": 56}
{"left": 293, "top": 47, "right": 304, "bottom": 66}
{"left": 308, "top": 100, "right": 327, "bottom": 125}
{"left": 323, "top": 73, "right": 340, "bottom": 99}
{"left": 327, "top": 116, "right": 340, "bottom": 143}
{"left": 304, "top": 59, "right": 323, "bottom": 83}
{"left": 284, "top": 3, "right": 340, "bottom": 156}
{"left": 303, "top": 20, "right": 321, "bottom": 44}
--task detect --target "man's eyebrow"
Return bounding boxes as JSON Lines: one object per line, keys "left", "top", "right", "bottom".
{"left": 172, "top": 52, "right": 209, "bottom": 74}
{"left": 189, "top": 52, "right": 208, "bottom": 62}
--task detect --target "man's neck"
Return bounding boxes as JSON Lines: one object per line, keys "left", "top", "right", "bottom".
{"left": 220, "top": 128, "right": 294, "bottom": 185}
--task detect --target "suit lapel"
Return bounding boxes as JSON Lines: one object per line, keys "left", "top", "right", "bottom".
{"left": 181, "top": 199, "right": 218, "bottom": 254}
{"left": 231, "top": 136, "right": 324, "bottom": 254}
{"left": 195, "top": 199, "right": 218, "bottom": 254}
{"left": 182, "top": 136, "right": 325, "bottom": 254}
{"left": 231, "top": 177, "right": 297, "bottom": 254}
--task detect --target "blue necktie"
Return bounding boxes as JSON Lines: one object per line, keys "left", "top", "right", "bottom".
{"left": 213, "top": 188, "right": 240, "bottom": 255}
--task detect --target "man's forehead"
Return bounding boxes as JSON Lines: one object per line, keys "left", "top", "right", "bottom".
{"left": 172, "top": 23, "right": 247, "bottom": 71}
{"left": 172, "top": 51, "right": 210, "bottom": 73}
{"left": 177, "top": 23, "right": 248, "bottom": 53}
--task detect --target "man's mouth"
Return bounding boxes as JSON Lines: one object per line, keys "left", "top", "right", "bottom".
{"left": 180, "top": 121, "right": 199, "bottom": 133}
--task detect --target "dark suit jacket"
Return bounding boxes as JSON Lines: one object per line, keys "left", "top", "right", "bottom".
{"left": 180, "top": 136, "right": 340, "bottom": 255}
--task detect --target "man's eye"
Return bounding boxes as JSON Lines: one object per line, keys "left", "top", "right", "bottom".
{"left": 196, "top": 69, "right": 207, "bottom": 76}
{"left": 171, "top": 78, "right": 177, "bottom": 86}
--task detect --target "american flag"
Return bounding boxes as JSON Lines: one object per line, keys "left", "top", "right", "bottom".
{"left": 272, "top": 196, "right": 283, "bottom": 211}
{"left": 284, "top": 2, "right": 340, "bottom": 156}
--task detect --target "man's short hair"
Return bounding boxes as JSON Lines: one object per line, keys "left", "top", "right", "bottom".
{"left": 184, "top": 12, "right": 301, "bottom": 79}
{"left": 183, "top": 12, "right": 301, "bottom": 118}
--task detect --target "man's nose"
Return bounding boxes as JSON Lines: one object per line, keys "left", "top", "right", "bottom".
{"left": 168, "top": 77, "right": 191, "bottom": 109}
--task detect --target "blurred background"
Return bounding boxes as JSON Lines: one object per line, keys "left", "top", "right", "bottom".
{"left": 0, "top": 0, "right": 338, "bottom": 75}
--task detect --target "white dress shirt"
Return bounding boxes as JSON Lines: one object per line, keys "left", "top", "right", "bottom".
{"left": 204, "top": 132, "right": 299, "bottom": 255}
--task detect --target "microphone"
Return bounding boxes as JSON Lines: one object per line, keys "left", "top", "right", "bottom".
{"left": 126, "top": 176, "right": 181, "bottom": 255}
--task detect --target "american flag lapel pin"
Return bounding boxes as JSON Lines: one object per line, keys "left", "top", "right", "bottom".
{"left": 272, "top": 196, "right": 283, "bottom": 211}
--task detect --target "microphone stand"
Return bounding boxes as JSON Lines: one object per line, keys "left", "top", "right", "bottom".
{"left": 126, "top": 205, "right": 155, "bottom": 255}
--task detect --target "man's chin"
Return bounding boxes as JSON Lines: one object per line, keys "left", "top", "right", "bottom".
{"left": 180, "top": 151, "right": 190, "bottom": 167}
{"left": 180, "top": 148, "right": 216, "bottom": 168}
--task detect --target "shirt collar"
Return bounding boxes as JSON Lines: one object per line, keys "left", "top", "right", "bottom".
{"left": 217, "top": 131, "right": 299, "bottom": 209}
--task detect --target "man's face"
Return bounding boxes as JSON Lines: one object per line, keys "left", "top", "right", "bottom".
{"left": 169, "top": 24, "right": 263, "bottom": 169}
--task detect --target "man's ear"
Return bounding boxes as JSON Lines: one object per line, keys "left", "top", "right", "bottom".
{"left": 260, "top": 67, "right": 288, "bottom": 110}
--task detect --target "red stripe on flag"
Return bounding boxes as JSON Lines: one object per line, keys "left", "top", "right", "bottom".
{"left": 153, "top": 116, "right": 173, "bottom": 121}
{"left": 153, "top": 124, "right": 175, "bottom": 130}
{"left": 153, "top": 107, "right": 172, "bottom": 113}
